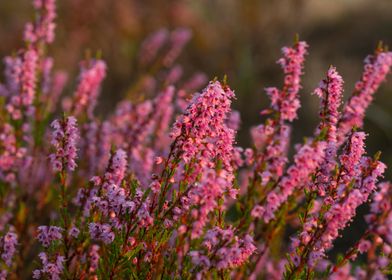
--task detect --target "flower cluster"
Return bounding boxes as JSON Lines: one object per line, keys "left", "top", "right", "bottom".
{"left": 0, "top": 231, "right": 17, "bottom": 267}
{"left": 0, "top": 1, "right": 391, "bottom": 279}
{"left": 24, "top": 0, "right": 57, "bottom": 44}
{"left": 33, "top": 253, "right": 65, "bottom": 280}
{"left": 49, "top": 116, "right": 79, "bottom": 172}
{"left": 37, "top": 226, "right": 63, "bottom": 247}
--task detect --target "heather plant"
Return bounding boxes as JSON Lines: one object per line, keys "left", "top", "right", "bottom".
{"left": 0, "top": 1, "right": 392, "bottom": 280}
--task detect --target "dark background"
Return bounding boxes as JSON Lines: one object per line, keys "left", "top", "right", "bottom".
{"left": 1, "top": 0, "right": 392, "bottom": 170}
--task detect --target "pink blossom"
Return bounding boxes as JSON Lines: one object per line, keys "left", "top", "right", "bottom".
{"left": 0, "top": 231, "right": 18, "bottom": 267}
{"left": 338, "top": 50, "right": 392, "bottom": 144}
{"left": 313, "top": 66, "right": 344, "bottom": 195}
{"left": 3, "top": 56, "right": 22, "bottom": 96}
{"left": 264, "top": 41, "right": 308, "bottom": 121}
{"left": 33, "top": 253, "right": 65, "bottom": 280}
{"left": 24, "top": 0, "right": 56, "bottom": 44}
{"left": 104, "top": 149, "right": 127, "bottom": 187}
{"left": 37, "top": 226, "right": 63, "bottom": 247}
{"left": 260, "top": 140, "right": 326, "bottom": 222}
{"left": 88, "top": 223, "right": 115, "bottom": 244}
{"left": 163, "top": 28, "right": 192, "bottom": 67}
{"left": 358, "top": 239, "right": 371, "bottom": 253}
{"left": 72, "top": 60, "right": 107, "bottom": 118}
{"left": 49, "top": 116, "right": 79, "bottom": 172}
{"left": 138, "top": 28, "right": 169, "bottom": 65}
{"left": 88, "top": 245, "right": 100, "bottom": 273}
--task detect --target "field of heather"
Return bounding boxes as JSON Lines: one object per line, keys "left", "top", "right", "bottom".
{"left": 0, "top": 1, "right": 391, "bottom": 279}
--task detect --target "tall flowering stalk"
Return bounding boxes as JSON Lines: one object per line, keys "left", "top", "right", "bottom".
{"left": 24, "top": 0, "right": 57, "bottom": 46}
{"left": 285, "top": 132, "right": 386, "bottom": 279}
{"left": 337, "top": 45, "right": 392, "bottom": 144}
{"left": 49, "top": 116, "right": 79, "bottom": 172}
{"left": 245, "top": 40, "right": 308, "bottom": 221}
{"left": 72, "top": 60, "right": 107, "bottom": 119}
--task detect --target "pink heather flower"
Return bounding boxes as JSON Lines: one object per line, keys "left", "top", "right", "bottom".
{"left": 45, "top": 71, "right": 68, "bottom": 112}
{"left": 149, "top": 180, "right": 161, "bottom": 193}
{"left": 92, "top": 183, "right": 136, "bottom": 221}
{"left": 37, "top": 226, "right": 63, "bottom": 247}
{"left": 266, "top": 41, "right": 308, "bottom": 122}
{"left": 357, "top": 239, "right": 372, "bottom": 253}
{"left": 49, "top": 116, "right": 79, "bottom": 172}
{"left": 291, "top": 253, "right": 301, "bottom": 267}
{"left": 165, "top": 81, "right": 238, "bottom": 235}
{"left": 262, "top": 123, "right": 291, "bottom": 182}
{"left": 24, "top": 0, "right": 56, "bottom": 44}
{"left": 104, "top": 149, "right": 127, "bottom": 187}
{"left": 170, "top": 80, "right": 235, "bottom": 172}
{"left": 68, "top": 227, "right": 80, "bottom": 238}
{"left": 88, "top": 245, "right": 100, "bottom": 273}
{"left": 290, "top": 155, "right": 386, "bottom": 271}
{"left": 138, "top": 28, "right": 169, "bottom": 65}
{"left": 251, "top": 123, "right": 274, "bottom": 150}
{"left": 41, "top": 57, "right": 53, "bottom": 95}
{"left": 194, "top": 227, "right": 256, "bottom": 271}
{"left": 370, "top": 182, "right": 391, "bottom": 214}
{"left": 250, "top": 42, "right": 307, "bottom": 179}
{"left": 260, "top": 140, "right": 326, "bottom": 222}
{"left": 88, "top": 223, "right": 115, "bottom": 244}
{"left": 313, "top": 66, "right": 344, "bottom": 195}
{"left": 314, "top": 158, "right": 386, "bottom": 256}
{"left": 83, "top": 120, "right": 112, "bottom": 176}
{"left": 338, "top": 132, "right": 366, "bottom": 187}
{"left": 6, "top": 49, "right": 39, "bottom": 119}
{"left": 136, "top": 203, "right": 154, "bottom": 228}
{"left": 329, "top": 263, "right": 353, "bottom": 280}
{"left": 3, "top": 56, "right": 22, "bottom": 96}
{"left": 366, "top": 182, "right": 392, "bottom": 251}
{"left": 313, "top": 66, "right": 344, "bottom": 142}
{"left": 163, "top": 28, "right": 192, "bottom": 67}
{"left": 0, "top": 123, "right": 27, "bottom": 183}
{"left": 189, "top": 168, "right": 235, "bottom": 239}
{"left": 72, "top": 60, "right": 107, "bottom": 118}
{"left": 251, "top": 205, "right": 265, "bottom": 218}
{"left": 0, "top": 231, "right": 18, "bottom": 267}
{"left": 153, "top": 86, "right": 175, "bottom": 152}
{"left": 33, "top": 253, "right": 65, "bottom": 280}
{"left": 227, "top": 110, "right": 241, "bottom": 131}
{"left": 338, "top": 50, "right": 392, "bottom": 144}
{"left": 165, "top": 64, "right": 183, "bottom": 84}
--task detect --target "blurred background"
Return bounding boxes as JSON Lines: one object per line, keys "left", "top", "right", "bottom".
{"left": 0, "top": 0, "right": 392, "bottom": 169}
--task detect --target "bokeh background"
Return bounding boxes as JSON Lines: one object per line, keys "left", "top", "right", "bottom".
{"left": 0, "top": 0, "right": 392, "bottom": 261}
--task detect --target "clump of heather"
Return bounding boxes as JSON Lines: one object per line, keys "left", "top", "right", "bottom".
{"left": 0, "top": 1, "right": 391, "bottom": 279}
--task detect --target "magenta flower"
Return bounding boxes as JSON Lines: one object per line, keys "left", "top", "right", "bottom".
{"left": 3, "top": 56, "right": 22, "bottom": 96}
{"left": 313, "top": 66, "right": 344, "bottom": 195}
{"left": 139, "top": 28, "right": 169, "bottom": 65}
{"left": 263, "top": 41, "right": 308, "bottom": 122}
{"left": 33, "top": 253, "right": 65, "bottom": 280}
{"left": 24, "top": 0, "right": 57, "bottom": 44}
{"left": 103, "top": 149, "right": 127, "bottom": 187}
{"left": 36, "top": 226, "right": 63, "bottom": 247}
{"left": 0, "top": 231, "right": 18, "bottom": 267}
{"left": 88, "top": 223, "right": 115, "bottom": 244}
{"left": 72, "top": 60, "right": 107, "bottom": 118}
{"left": 338, "top": 49, "right": 392, "bottom": 144}
{"left": 163, "top": 28, "right": 192, "bottom": 67}
{"left": 49, "top": 116, "right": 79, "bottom": 172}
